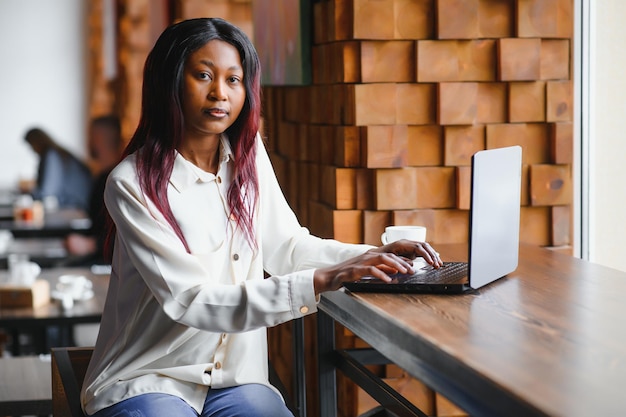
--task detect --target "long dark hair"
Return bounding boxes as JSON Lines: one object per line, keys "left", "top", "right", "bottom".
{"left": 105, "top": 18, "right": 261, "bottom": 257}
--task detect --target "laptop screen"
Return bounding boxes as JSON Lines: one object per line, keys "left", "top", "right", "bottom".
{"left": 468, "top": 146, "right": 522, "bottom": 289}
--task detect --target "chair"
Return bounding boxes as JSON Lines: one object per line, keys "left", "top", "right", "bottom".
{"left": 51, "top": 347, "right": 298, "bottom": 417}
{"left": 51, "top": 347, "right": 92, "bottom": 417}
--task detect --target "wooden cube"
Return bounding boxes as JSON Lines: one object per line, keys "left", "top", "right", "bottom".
{"left": 308, "top": 200, "right": 363, "bottom": 243}
{"left": 486, "top": 123, "right": 551, "bottom": 164}
{"left": 478, "top": 0, "right": 514, "bottom": 38}
{"left": 407, "top": 125, "right": 444, "bottom": 166}
{"left": 546, "top": 81, "right": 573, "bottom": 122}
{"left": 458, "top": 40, "right": 497, "bottom": 81}
{"left": 530, "top": 164, "right": 572, "bottom": 206}
{"left": 508, "top": 81, "right": 546, "bottom": 123}
{"left": 394, "top": 209, "right": 469, "bottom": 244}
{"left": 363, "top": 210, "right": 392, "bottom": 246}
{"left": 396, "top": 83, "right": 437, "bottom": 125}
{"left": 417, "top": 40, "right": 460, "bottom": 82}
{"left": 347, "top": 84, "right": 398, "bottom": 126}
{"left": 374, "top": 168, "right": 418, "bottom": 210}
{"left": 334, "top": 126, "right": 362, "bottom": 167}
{"left": 415, "top": 167, "right": 457, "bottom": 208}
{"left": 498, "top": 38, "right": 541, "bottom": 81}
{"left": 392, "top": 209, "right": 437, "bottom": 237}
{"left": 361, "top": 41, "right": 415, "bottom": 83}
{"left": 477, "top": 82, "right": 507, "bottom": 124}
{"left": 517, "top": 0, "right": 572, "bottom": 38}
{"left": 320, "top": 166, "right": 358, "bottom": 209}
{"left": 356, "top": 168, "right": 375, "bottom": 209}
{"left": 394, "top": 0, "right": 435, "bottom": 39}
{"left": 550, "top": 122, "right": 573, "bottom": 164}
{"left": 552, "top": 205, "right": 571, "bottom": 246}
{"left": 444, "top": 125, "right": 486, "bottom": 166}
{"left": 541, "top": 39, "right": 570, "bottom": 80}
{"left": 361, "top": 125, "right": 408, "bottom": 168}
{"left": 438, "top": 82, "right": 478, "bottom": 125}
{"left": 456, "top": 166, "right": 472, "bottom": 210}
{"left": 353, "top": 0, "right": 395, "bottom": 39}
{"left": 520, "top": 206, "right": 551, "bottom": 246}
{"left": 436, "top": 0, "right": 479, "bottom": 39}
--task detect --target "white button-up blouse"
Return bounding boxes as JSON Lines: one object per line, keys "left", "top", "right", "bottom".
{"left": 81, "top": 134, "right": 371, "bottom": 415}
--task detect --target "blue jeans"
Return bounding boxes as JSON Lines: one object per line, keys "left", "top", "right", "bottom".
{"left": 88, "top": 384, "right": 294, "bottom": 417}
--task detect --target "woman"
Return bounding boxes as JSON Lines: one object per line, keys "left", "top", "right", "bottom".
{"left": 81, "top": 18, "right": 442, "bottom": 417}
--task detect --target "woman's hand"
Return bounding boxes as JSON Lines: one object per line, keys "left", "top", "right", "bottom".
{"left": 313, "top": 240, "right": 443, "bottom": 294}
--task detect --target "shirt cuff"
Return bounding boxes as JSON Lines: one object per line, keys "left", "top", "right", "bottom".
{"left": 289, "top": 269, "right": 318, "bottom": 317}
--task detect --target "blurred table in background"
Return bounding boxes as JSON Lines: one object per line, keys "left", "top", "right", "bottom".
{"left": 0, "top": 266, "right": 109, "bottom": 356}
{"left": 0, "top": 208, "right": 91, "bottom": 238}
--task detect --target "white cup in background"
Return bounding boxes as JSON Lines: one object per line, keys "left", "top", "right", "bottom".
{"left": 7, "top": 253, "right": 41, "bottom": 286}
{"left": 381, "top": 225, "right": 427, "bottom": 245}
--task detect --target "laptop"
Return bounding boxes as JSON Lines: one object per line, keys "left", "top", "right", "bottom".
{"left": 344, "top": 145, "right": 522, "bottom": 294}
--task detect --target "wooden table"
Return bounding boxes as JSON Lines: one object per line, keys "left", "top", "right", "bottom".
{"left": 317, "top": 243, "right": 626, "bottom": 417}
{"left": 0, "top": 354, "right": 52, "bottom": 415}
{"left": 0, "top": 267, "right": 109, "bottom": 356}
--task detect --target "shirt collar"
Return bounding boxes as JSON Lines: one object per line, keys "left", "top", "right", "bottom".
{"left": 169, "top": 135, "right": 233, "bottom": 193}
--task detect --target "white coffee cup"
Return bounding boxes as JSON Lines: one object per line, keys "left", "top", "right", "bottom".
{"left": 7, "top": 254, "right": 41, "bottom": 286}
{"left": 381, "top": 225, "right": 427, "bottom": 245}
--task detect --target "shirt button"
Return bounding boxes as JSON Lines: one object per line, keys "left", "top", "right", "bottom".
{"left": 233, "top": 253, "right": 239, "bottom": 261}
{"left": 222, "top": 333, "right": 227, "bottom": 341}
{"left": 215, "top": 362, "right": 222, "bottom": 370}
{"left": 299, "top": 306, "right": 309, "bottom": 314}
{"left": 217, "top": 176, "right": 222, "bottom": 184}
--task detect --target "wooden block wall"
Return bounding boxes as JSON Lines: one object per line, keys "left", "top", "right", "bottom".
{"left": 263, "top": 0, "right": 574, "bottom": 415}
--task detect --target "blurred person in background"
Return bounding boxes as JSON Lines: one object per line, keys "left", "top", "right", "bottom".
{"left": 23, "top": 127, "right": 92, "bottom": 210}
{"left": 65, "top": 115, "right": 123, "bottom": 265}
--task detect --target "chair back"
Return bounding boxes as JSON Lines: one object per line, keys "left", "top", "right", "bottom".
{"left": 51, "top": 347, "right": 93, "bottom": 417}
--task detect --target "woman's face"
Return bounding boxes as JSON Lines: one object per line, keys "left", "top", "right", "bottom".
{"left": 181, "top": 39, "right": 246, "bottom": 141}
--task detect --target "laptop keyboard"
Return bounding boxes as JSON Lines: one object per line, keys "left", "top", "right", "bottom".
{"left": 397, "top": 261, "right": 468, "bottom": 284}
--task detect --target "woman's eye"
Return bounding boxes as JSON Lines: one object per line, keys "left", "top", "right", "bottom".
{"left": 198, "top": 72, "right": 211, "bottom": 80}
{"left": 228, "top": 76, "right": 241, "bottom": 84}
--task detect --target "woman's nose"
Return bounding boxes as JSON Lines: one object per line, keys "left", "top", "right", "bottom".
{"left": 209, "top": 80, "right": 227, "bottom": 100}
